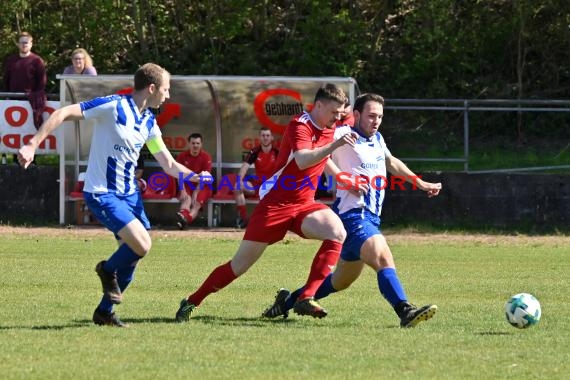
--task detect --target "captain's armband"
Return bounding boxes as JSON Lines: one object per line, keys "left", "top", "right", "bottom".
{"left": 146, "top": 137, "right": 167, "bottom": 155}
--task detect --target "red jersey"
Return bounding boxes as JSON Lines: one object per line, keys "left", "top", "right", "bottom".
{"left": 260, "top": 112, "right": 334, "bottom": 203}
{"left": 244, "top": 145, "right": 279, "bottom": 179}
{"left": 176, "top": 150, "right": 212, "bottom": 193}
{"left": 336, "top": 112, "right": 355, "bottom": 127}
{"left": 176, "top": 150, "right": 212, "bottom": 173}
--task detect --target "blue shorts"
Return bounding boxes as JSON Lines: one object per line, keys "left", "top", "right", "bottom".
{"left": 84, "top": 191, "right": 151, "bottom": 238}
{"left": 338, "top": 208, "right": 382, "bottom": 262}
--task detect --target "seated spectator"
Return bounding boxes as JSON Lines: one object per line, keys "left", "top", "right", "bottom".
{"left": 175, "top": 133, "right": 212, "bottom": 229}
{"left": 233, "top": 127, "right": 279, "bottom": 228}
{"left": 63, "top": 48, "right": 97, "bottom": 75}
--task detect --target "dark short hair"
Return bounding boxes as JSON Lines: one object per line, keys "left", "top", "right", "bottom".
{"left": 314, "top": 83, "right": 347, "bottom": 106}
{"left": 134, "top": 63, "right": 169, "bottom": 91}
{"left": 353, "top": 93, "right": 385, "bottom": 113}
{"left": 188, "top": 133, "right": 203, "bottom": 141}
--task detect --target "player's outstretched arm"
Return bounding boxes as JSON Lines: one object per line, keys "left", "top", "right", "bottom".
{"left": 386, "top": 155, "right": 441, "bottom": 198}
{"left": 18, "top": 104, "right": 84, "bottom": 168}
{"left": 294, "top": 132, "right": 357, "bottom": 170}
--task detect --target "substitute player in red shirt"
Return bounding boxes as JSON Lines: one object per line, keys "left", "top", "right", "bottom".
{"left": 233, "top": 127, "right": 279, "bottom": 228}
{"left": 175, "top": 84, "right": 358, "bottom": 321}
{"left": 336, "top": 98, "right": 355, "bottom": 127}
{"left": 175, "top": 133, "right": 213, "bottom": 228}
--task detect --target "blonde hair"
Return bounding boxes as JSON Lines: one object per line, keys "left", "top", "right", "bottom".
{"left": 71, "top": 48, "right": 93, "bottom": 68}
{"left": 134, "top": 63, "right": 169, "bottom": 91}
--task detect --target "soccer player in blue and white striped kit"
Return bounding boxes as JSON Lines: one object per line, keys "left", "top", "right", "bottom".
{"left": 262, "top": 93, "right": 442, "bottom": 327}
{"left": 18, "top": 63, "right": 212, "bottom": 327}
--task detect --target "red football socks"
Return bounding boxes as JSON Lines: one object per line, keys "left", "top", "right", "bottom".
{"left": 187, "top": 261, "right": 237, "bottom": 306}
{"left": 299, "top": 240, "right": 342, "bottom": 300}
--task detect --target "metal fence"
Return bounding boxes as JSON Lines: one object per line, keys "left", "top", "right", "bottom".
{"left": 386, "top": 98, "right": 570, "bottom": 173}
{"left": 3, "top": 92, "right": 570, "bottom": 174}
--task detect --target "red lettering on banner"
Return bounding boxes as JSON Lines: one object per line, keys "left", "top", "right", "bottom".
{"left": 174, "top": 136, "right": 186, "bottom": 149}
{"left": 253, "top": 89, "right": 303, "bottom": 135}
{"left": 156, "top": 103, "right": 181, "bottom": 128}
{"left": 5, "top": 106, "right": 28, "bottom": 127}
{"left": 2, "top": 134, "right": 56, "bottom": 150}
{"left": 3, "top": 134, "right": 19, "bottom": 148}
{"left": 23, "top": 135, "right": 56, "bottom": 150}
{"left": 241, "top": 137, "right": 282, "bottom": 150}
{"left": 163, "top": 136, "right": 187, "bottom": 150}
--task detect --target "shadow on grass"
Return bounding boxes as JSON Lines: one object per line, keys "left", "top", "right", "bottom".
{"left": 476, "top": 331, "right": 513, "bottom": 336}
{"left": 0, "top": 315, "right": 302, "bottom": 330}
{"left": 114, "top": 315, "right": 299, "bottom": 327}
{"left": 190, "top": 315, "right": 299, "bottom": 327}
{"left": 0, "top": 321, "right": 92, "bottom": 331}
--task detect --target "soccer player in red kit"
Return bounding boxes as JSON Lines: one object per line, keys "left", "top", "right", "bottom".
{"left": 233, "top": 127, "right": 279, "bottom": 228}
{"left": 175, "top": 133, "right": 213, "bottom": 229}
{"left": 175, "top": 84, "right": 358, "bottom": 321}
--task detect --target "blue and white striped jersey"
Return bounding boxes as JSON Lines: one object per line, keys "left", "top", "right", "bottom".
{"left": 80, "top": 94, "right": 162, "bottom": 195}
{"left": 332, "top": 125, "right": 391, "bottom": 216}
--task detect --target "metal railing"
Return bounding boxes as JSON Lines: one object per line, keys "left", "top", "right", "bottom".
{"left": 0, "top": 91, "right": 59, "bottom": 100}
{"left": 385, "top": 98, "right": 570, "bottom": 173}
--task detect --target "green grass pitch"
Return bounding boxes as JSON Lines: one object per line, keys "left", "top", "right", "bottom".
{"left": 0, "top": 228, "right": 569, "bottom": 379}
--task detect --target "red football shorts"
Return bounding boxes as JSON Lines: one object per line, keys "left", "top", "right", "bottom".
{"left": 243, "top": 198, "right": 330, "bottom": 244}
{"left": 183, "top": 183, "right": 212, "bottom": 205}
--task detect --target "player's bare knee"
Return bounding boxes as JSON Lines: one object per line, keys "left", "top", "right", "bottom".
{"left": 332, "top": 225, "right": 347, "bottom": 243}
{"left": 133, "top": 238, "right": 152, "bottom": 257}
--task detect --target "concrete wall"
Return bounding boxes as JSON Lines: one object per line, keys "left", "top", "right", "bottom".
{"left": 0, "top": 165, "right": 59, "bottom": 224}
{"left": 383, "top": 172, "right": 570, "bottom": 232}
{"left": 1, "top": 166, "right": 569, "bottom": 232}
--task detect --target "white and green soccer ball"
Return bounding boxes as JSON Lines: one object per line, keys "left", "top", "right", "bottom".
{"left": 504, "top": 293, "right": 541, "bottom": 329}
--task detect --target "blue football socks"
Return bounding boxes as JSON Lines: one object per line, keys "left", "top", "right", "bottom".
{"left": 97, "top": 263, "right": 138, "bottom": 313}
{"left": 98, "top": 244, "right": 140, "bottom": 313}
{"left": 377, "top": 267, "right": 407, "bottom": 307}
{"left": 103, "top": 243, "right": 141, "bottom": 273}
{"left": 284, "top": 273, "right": 337, "bottom": 311}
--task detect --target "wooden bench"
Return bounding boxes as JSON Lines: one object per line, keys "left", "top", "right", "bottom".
{"left": 68, "top": 174, "right": 179, "bottom": 225}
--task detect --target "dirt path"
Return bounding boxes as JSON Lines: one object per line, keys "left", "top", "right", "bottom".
{"left": 2, "top": 225, "right": 569, "bottom": 246}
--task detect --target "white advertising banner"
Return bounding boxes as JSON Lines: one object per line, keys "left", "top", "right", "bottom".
{"left": 0, "top": 100, "right": 61, "bottom": 154}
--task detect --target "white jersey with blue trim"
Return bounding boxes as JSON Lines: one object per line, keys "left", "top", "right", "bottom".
{"left": 332, "top": 125, "right": 391, "bottom": 216}
{"left": 80, "top": 94, "right": 162, "bottom": 195}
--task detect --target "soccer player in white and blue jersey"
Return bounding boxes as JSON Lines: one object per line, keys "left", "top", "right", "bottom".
{"left": 18, "top": 63, "right": 212, "bottom": 327}
{"left": 262, "top": 93, "right": 442, "bottom": 327}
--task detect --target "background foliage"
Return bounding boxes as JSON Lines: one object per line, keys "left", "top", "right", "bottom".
{"left": 2, "top": 0, "right": 569, "bottom": 99}
{"left": 1, "top": 0, "right": 570, "bottom": 159}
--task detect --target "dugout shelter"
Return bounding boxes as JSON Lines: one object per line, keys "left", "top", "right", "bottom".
{"left": 57, "top": 74, "right": 358, "bottom": 225}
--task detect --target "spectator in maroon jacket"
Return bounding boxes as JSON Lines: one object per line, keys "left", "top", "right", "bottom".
{"left": 2, "top": 32, "right": 47, "bottom": 130}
